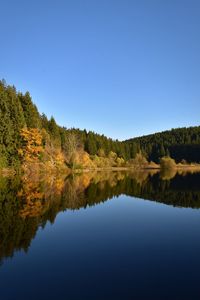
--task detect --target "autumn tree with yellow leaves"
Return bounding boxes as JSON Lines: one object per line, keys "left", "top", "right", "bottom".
{"left": 18, "top": 128, "right": 44, "bottom": 162}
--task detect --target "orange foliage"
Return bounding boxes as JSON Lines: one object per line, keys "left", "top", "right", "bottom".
{"left": 18, "top": 181, "right": 44, "bottom": 218}
{"left": 18, "top": 128, "right": 44, "bottom": 162}
{"left": 55, "top": 152, "right": 65, "bottom": 164}
{"left": 18, "top": 174, "right": 66, "bottom": 218}
{"left": 76, "top": 151, "right": 95, "bottom": 168}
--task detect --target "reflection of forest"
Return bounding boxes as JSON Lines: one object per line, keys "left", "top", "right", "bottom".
{"left": 0, "top": 170, "right": 200, "bottom": 263}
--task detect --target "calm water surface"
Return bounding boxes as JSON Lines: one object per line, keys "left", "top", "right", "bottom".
{"left": 1, "top": 170, "right": 200, "bottom": 299}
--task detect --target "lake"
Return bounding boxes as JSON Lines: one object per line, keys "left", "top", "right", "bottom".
{"left": 1, "top": 170, "right": 200, "bottom": 299}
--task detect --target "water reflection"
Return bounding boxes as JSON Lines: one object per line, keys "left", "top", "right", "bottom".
{"left": 0, "top": 170, "right": 200, "bottom": 263}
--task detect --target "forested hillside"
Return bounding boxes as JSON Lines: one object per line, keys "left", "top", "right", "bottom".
{"left": 125, "top": 127, "right": 200, "bottom": 163}
{"left": 0, "top": 79, "right": 200, "bottom": 171}
{"left": 0, "top": 80, "right": 129, "bottom": 170}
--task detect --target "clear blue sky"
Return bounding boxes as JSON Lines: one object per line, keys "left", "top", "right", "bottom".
{"left": 1, "top": 0, "right": 200, "bottom": 140}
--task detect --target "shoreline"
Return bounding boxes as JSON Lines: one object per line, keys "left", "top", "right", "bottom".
{"left": 1, "top": 163, "right": 200, "bottom": 177}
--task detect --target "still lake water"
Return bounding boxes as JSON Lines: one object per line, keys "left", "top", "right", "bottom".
{"left": 1, "top": 170, "right": 200, "bottom": 299}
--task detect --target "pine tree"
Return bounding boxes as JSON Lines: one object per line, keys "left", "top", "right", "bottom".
{"left": 19, "top": 92, "right": 41, "bottom": 128}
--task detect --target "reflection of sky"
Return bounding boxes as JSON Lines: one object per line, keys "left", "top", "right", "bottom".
{"left": 1, "top": 195, "right": 200, "bottom": 299}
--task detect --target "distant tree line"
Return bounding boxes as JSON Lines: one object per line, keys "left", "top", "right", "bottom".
{"left": 125, "top": 127, "right": 200, "bottom": 163}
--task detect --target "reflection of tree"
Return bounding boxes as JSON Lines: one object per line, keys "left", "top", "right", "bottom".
{"left": 18, "top": 181, "right": 44, "bottom": 218}
{"left": 18, "top": 175, "right": 67, "bottom": 218}
{"left": 160, "top": 168, "right": 177, "bottom": 180}
{"left": 0, "top": 176, "right": 39, "bottom": 264}
{"left": 1, "top": 170, "right": 200, "bottom": 264}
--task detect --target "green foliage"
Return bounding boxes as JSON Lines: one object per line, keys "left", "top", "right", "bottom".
{"left": 0, "top": 81, "right": 26, "bottom": 166}
{"left": 98, "top": 148, "right": 106, "bottom": 157}
{"left": 48, "top": 116, "right": 61, "bottom": 147}
{"left": 18, "top": 92, "right": 41, "bottom": 128}
{"left": 126, "top": 127, "right": 200, "bottom": 163}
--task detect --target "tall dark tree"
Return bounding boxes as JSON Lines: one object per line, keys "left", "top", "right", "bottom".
{"left": 18, "top": 92, "right": 41, "bottom": 128}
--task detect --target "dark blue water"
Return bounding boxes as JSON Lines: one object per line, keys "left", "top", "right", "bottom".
{"left": 1, "top": 172, "right": 200, "bottom": 299}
